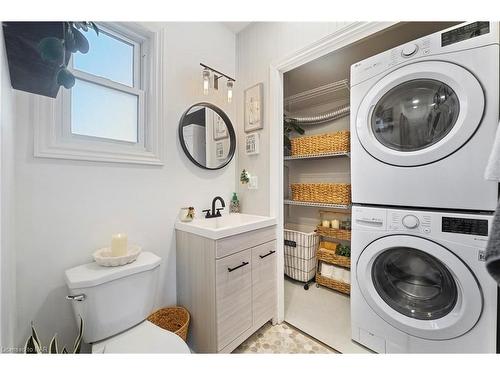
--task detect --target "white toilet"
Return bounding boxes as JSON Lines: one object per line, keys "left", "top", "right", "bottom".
{"left": 64, "top": 251, "right": 190, "bottom": 353}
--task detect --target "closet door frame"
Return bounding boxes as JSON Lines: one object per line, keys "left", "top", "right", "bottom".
{"left": 268, "top": 21, "right": 397, "bottom": 323}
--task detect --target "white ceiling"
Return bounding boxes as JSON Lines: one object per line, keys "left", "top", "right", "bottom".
{"left": 222, "top": 22, "right": 251, "bottom": 34}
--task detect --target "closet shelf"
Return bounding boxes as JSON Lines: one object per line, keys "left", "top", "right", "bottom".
{"left": 284, "top": 199, "right": 351, "bottom": 210}
{"left": 284, "top": 78, "right": 349, "bottom": 107}
{"left": 284, "top": 151, "right": 350, "bottom": 161}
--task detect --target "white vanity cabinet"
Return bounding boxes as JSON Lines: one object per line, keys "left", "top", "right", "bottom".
{"left": 176, "top": 225, "right": 277, "bottom": 353}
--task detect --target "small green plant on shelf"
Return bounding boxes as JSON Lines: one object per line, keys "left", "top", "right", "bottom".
{"left": 24, "top": 316, "right": 84, "bottom": 354}
{"left": 336, "top": 244, "right": 351, "bottom": 258}
{"left": 284, "top": 115, "right": 305, "bottom": 151}
{"left": 240, "top": 169, "right": 250, "bottom": 184}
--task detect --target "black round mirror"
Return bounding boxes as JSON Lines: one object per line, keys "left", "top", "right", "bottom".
{"left": 178, "top": 103, "right": 236, "bottom": 170}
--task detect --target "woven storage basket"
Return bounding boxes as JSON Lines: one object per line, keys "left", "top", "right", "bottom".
{"left": 317, "top": 241, "right": 351, "bottom": 268}
{"left": 315, "top": 274, "right": 350, "bottom": 295}
{"left": 147, "top": 306, "right": 190, "bottom": 342}
{"left": 316, "top": 225, "right": 351, "bottom": 241}
{"left": 290, "top": 130, "right": 350, "bottom": 156}
{"left": 291, "top": 183, "right": 351, "bottom": 205}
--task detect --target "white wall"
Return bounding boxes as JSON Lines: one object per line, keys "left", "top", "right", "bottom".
{"left": 13, "top": 22, "right": 236, "bottom": 349}
{"left": 235, "top": 22, "right": 353, "bottom": 215}
{"left": 0, "top": 25, "right": 17, "bottom": 351}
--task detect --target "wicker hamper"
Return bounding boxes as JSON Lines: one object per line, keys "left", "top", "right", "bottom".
{"left": 284, "top": 224, "right": 319, "bottom": 282}
{"left": 147, "top": 306, "right": 190, "bottom": 342}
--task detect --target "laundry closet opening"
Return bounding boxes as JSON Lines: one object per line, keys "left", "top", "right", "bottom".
{"left": 281, "top": 21, "right": 461, "bottom": 354}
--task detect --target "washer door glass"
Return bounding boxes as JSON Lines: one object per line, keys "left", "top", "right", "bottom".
{"left": 355, "top": 61, "right": 485, "bottom": 166}
{"left": 356, "top": 235, "right": 483, "bottom": 340}
{"left": 372, "top": 247, "right": 458, "bottom": 320}
{"left": 372, "top": 79, "right": 460, "bottom": 152}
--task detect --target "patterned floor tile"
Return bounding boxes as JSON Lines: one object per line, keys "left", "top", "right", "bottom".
{"left": 233, "top": 322, "right": 335, "bottom": 354}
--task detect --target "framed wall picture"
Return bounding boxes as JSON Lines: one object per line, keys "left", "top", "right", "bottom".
{"left": 212, "top": 111, "right": 228, "bottom": 140}
{"left": 245, "top": 133, "right": 260, "bottom": 155}
{"left": 215, "top": 141, "right": 225, "bottom": 159}
{"left": 244, "top": 83, "right": 263, "bottom": 133}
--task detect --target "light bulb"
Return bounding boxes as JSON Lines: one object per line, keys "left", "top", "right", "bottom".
{"left": 202, "top": 68, "right": 210, "bottom": 95}
{"left": 227, "top": 80, "right": 233, "bottom": 103}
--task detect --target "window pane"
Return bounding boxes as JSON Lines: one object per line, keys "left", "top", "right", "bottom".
{"left": 71, "top": 79, "right": 138, "bottom": 143}
{"left": 73, "top": 29, "right": 134, "bottom": 86}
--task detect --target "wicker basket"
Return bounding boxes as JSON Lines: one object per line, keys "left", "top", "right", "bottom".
{"left": 147, "top": 306, "right": 190, "bottom": 342}
{"left": 290, "top": 130, "right": 350, "bottom": 157}
{"left": 316, "top": 225, "right": 351, "bottom": 241}
{"left": 291, "top": 183, "right": 351, "bottom": 205}
{"left": 317, "top": 241, "right": 351, "bottom": 268}
{"left": 316, "top": 273, "right": 350, "bottom": 295}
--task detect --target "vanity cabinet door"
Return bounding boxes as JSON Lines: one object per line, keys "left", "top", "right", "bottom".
{"left": 252, "top": 240, "right": 277, "bottom": 325}
{"left": 216, "top": 248, "right": 252, "bottom": 351}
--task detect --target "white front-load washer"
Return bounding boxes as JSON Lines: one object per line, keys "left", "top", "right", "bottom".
{"left": 351, "top": 205, "right": 498, "bottom": 353}
{"left": 350, "top": 21, "right": 499, "bottom": 211}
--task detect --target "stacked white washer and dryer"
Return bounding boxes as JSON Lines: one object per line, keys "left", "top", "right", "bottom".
{"left": 350, "top": 22, "right": 499, "bottom": 353}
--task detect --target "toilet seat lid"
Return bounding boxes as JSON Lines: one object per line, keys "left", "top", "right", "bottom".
{"left": 92, "top": 320, "right": 190, "bottom": 353}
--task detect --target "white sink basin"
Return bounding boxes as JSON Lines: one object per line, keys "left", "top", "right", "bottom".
{"left": 175, "top": 213, "right": 276, "bottom": 240}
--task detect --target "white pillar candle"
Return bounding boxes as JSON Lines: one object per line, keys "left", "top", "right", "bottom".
{"left": 111, "top": 233, "right": 128, "bottom": 257}
{"left": 331, "top": 219, "right": 340, "bottom": 229}
{"left": 321, "top": 220, "right": 330, "bottom": 228}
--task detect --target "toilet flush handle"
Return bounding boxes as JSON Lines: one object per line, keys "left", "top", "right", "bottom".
{"left": 66, "top": 294, "right": 86, "bottom": 302}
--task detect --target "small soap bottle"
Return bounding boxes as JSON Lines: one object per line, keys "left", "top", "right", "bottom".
{"left": 230, "top": 192, "right": 240, "bottom": 213}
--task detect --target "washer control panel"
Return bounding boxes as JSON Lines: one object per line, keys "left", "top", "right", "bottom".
{"left": 401, "top": 43, "right": 419, "bottom": 57}
{"left": 388, "top": 211, "right": 432, "bottom": 234}
{"left": 353, "top": 206, "right": 493, "bottom": 248}
{"left": 402, "top": 214, "right": 419, "bottom": 228}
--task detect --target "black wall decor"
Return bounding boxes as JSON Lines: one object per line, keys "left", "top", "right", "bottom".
{"left": 2, "top": 22, "right": 71, "bottom": 98}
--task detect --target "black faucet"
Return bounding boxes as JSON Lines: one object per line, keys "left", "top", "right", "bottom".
{"left": 202, "top": 196, "right": 226, "bottom": 218}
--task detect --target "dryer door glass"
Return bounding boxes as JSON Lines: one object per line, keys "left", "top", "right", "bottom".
{"left": 371, "top": 79, "right": 460, "bottom": 152}
{"left": 372, "top": 247, "right": 458, "bottom": 320}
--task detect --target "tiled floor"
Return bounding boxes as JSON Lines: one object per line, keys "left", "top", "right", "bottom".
{"left": 233, "top": 322, "right": 335, "bottom": 354}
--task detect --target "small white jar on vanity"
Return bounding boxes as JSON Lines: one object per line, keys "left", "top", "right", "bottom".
{"left": 175, "top": 213, "right": 277, "bottom": 353}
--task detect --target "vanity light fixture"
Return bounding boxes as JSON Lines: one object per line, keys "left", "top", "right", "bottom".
{"left": 200, "top": 63, "right": 236, "bottom": 103}
{"left": 227, "top": 80, "right": 234, "bottom": 103}
{"left": 202, "top": 67, "right": 210, "bottom": 95}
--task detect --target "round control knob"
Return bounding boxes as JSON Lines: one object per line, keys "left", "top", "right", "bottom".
{"left": 401, "top": 44, "right": 418, "bottom": 57}
{"left": 402, "top": 215, "right": 419, "bottom": 229}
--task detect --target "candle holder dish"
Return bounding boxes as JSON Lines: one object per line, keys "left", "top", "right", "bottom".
{"left": 93, "top": 245, "right": 142, "bottom": 267}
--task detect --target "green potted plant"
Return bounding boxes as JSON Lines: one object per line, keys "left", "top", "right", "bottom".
{"left": 284, "top": 115, "right": 305, "bottom": 154}
{"left": 24, "top": 316, "right": 84, "bottom": 354}
{"left": 336, "top": 244, "right": 351, "bottom": 258}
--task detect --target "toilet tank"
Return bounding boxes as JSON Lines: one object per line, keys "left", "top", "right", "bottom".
{"left": 64, "top": 252, "right": 161, "bottom": 343}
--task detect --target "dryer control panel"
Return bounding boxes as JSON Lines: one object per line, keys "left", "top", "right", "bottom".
{"left": 350, "top": 21, "right": 499, "bottom": 87}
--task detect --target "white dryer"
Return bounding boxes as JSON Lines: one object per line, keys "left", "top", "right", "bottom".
{"left": 350, "top": 22, "right": 499, "bottom": 211}
{"left": 351, "top": 205, "right": 498, "bottom": 353}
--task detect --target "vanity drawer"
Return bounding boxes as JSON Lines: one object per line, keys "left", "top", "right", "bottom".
{"left": 216, "top": 225, "right": 276, "bottom": 259}
{"left": 216, "top": 248, "right": 252, "bottom": 351}
{"left": 252, "top": 240, "right": 276, "bottom": 324}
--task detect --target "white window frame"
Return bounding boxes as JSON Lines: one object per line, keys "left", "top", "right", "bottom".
{"left": 34, "top": 22, "right": 165, "bottom": 165}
